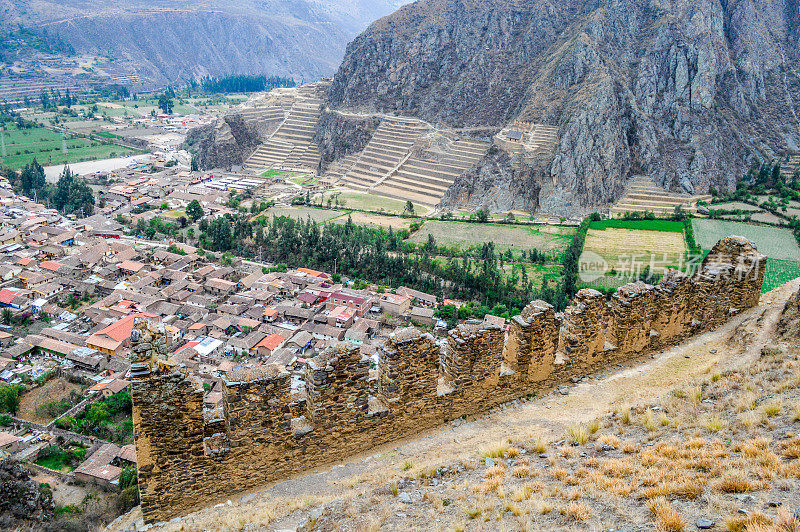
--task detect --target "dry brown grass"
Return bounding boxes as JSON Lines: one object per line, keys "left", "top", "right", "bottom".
{"left": 560, "top": 501, "right": 592, "bottom": 521}
{"left": 648, "top": 497, "right": 686, "bottom": 532}
{"left": 712, "top": 471, "right": 756, "bottom": 493}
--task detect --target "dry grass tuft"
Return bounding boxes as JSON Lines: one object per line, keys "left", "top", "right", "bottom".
{"left": 567, "top": 424, "right": 589, "bottom": 445}
{"left": 560, "top": 501, "right": 592, "bottom": 521}
{"left": 713, "top": 471, "right": 756, "bottom": 493}
{"left": 763, "top": 399, "right": 783, "bottom": 418}
{"left": 647, "top": 496, "right": 686, "bottom": 532}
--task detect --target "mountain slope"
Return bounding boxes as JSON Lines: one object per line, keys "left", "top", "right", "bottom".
{"left": 328, "top": 0, "right": 800, "bottom": 214}
{"left": 0, "top": 0, "right": 406, "bottom": 88}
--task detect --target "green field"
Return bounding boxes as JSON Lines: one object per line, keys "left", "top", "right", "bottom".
{"left": 692, "top": 219, "right": 800, "bottom": 261}
{"left": 410, "top": 221, "right": 575, "bottom": 253}
{"left": 763, "top": 258, "right": 800, "bottom": 293}
{"left": 0, "top": 125, "right": 140, "bottom": 169}
{"left": 589, "top": 219, "right": 686, "bottom": 232}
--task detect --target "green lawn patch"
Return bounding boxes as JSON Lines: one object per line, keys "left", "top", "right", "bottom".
{"left": 262, "top": 170, "right": 289, "bottom": 178}
{"left": 589, "top": 219, "right": 686, "bottom": 232}
{"left": 94, "top": 132, "right": 121, "bottom": 139}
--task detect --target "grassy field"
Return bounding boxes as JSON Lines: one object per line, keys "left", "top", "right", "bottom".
{"left": 410, "top": 221, "right": 575, "bottom": 253}
{"left": 35, "top": 454, "right": 75, "bottom": 473}
{"left": 0, "top": 125, "right": 139, "bottom": 169}
{"left": 265, "top": 206, "right": 345, "bottom": 224}
{"left": 692, "top": 219, "right": 800, "bottom": 261}
{"left": 315, "top": 191, "right": 431, "bottom": 216}
{"left": 588, "top": 219, "right": 685, "bottom": 232}
{"left": 581, "top": 227, "right": 687, "bottom": 286}
{"left": 763, "top": 258, "right": 800, "bottom": 293}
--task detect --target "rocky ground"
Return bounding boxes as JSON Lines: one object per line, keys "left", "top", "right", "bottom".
{"left": 109, "top": 279, "right": 800, "bottom": 531}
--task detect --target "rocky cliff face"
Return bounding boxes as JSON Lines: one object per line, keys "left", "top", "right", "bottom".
{"left": 187, "top": 115, "right": 263, "bottom": 171}
{"left": 329, "top": 0, "right": 800, "bottom": 214}
{"left": 0, "top": 460, "right": 54, "bottom": 524}
{"left": 314, "top": 111, "right": 381, "bottom": 173}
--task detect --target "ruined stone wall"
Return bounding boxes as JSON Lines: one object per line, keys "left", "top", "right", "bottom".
{"left": 132, "top": 237, "right": 767, "bottom": 523}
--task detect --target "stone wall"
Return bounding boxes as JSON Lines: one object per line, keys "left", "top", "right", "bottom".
{"left": 132, "top": 237, "right": 767, "bottom": 523}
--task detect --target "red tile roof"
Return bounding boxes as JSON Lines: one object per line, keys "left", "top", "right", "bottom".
{"left": 256, "top": 334, "right": 285, "bottom": 351}
{"left": 0, "top": 289, "right": 17, "bottom": 305}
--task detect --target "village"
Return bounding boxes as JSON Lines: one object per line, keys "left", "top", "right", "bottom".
{"left": 0, "top": 156, "right": 478, "bottom": 509}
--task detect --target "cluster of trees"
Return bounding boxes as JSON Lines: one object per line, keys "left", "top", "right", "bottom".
{"left": 133, "top": 216, "right": 184, "bottom": 240}
{"left": 55, "top": 391, "right": 133, "bottom": 444}
{"left": 0, "top": 384, "right": 24, "bottom": 416}
{"left": 37, "top": 444, "right": 87, "bottom": 469}
{"left": 198, "top": 75, "right": 296, "bottom": 94}
{"left": 1, "top": 163, "right": 95, "bottom": 217}
{"left": 195, "top": 213, "right": 573, "bottom": 312}
{"left": 157, "top": 86, "right": 176, "bottom": 115}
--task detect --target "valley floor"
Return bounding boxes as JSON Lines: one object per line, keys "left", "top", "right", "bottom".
{"left": 111, "top": 279, "right": 800, "bottom": 531}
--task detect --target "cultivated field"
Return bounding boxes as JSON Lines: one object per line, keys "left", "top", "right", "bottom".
{"left": 265, "top": 206, "right": 345, "bottom": 224}
{"left": 763, "top": 258, "right": 800, "bottom": 293}
{"left": 582, "top": 227, "right": 687, "bottom": 279}
{"left": 331, "top": 211, "right": 416, "bottom": 230}
{"left": 0, "top": 125, "right": 139, "bottom": 169}
{"left": 409, "top": 222, "right": 575, "bottom": 253}
{"left": 315, "top": 191, "right": 431, "bottom": 216}
{"left": 692, "top": 219, "right": 800, "bottom": 261}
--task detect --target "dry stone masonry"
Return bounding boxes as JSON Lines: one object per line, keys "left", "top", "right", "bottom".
{"left": 131, "top": 237, "right": 766, "bottom": 522}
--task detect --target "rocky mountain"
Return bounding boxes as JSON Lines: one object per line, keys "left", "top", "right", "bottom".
{"left": 0, "top": 0, "right": 406, "bottom": 88}
{"left": 328, "top": 0, "right": 800, "bottom": 214}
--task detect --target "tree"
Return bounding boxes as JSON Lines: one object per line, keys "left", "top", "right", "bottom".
{"left": 186, "top": 199, "right": 204, "bottom": 222}
{"left": 18, "top": 159, "right": 46, "bottom": 199}
{"left": 1, "top": 308, "right": 12, "bottom": 324}
{"left": 157, "top": 93, "right": 174, "bottom": 114}
{"left": 476, "top": 208, "right": 489, "bottom": 223}
{"left": 404, "top": 200, "right": 415, "bottom": 216}
{"left": 51, "top": 166, "right": 95, "bottom": 217}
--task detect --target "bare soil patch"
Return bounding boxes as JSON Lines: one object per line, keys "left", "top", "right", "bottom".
{"left": 17, "top": 377, "right": 84, "bottom": 424}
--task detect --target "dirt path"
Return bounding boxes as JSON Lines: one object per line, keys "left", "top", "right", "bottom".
{"left": 111, "top": 279, "right": 800, "bottom": 531}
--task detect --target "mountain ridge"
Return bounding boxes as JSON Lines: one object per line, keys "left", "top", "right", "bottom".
{"left": 328, "top": 0, "right": 800, "bottom": 215}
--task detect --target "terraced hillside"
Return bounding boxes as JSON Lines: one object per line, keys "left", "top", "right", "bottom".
{"left": 373, "top": 138, "right": 490, "bottom": 205}
{"left": 244, "top": 83, "right": 329, "bottom": 174}
{"left": 611, "top": 176, "right": 712, "bottom": 218}
{"left": 336, "top": 117, "right": 490, "bottom": 206}
{"left": 338, "top": 117, "right": 429, "bottom": 191}
{"left": 784, "top": 155, "right": 800, "bottom": 178}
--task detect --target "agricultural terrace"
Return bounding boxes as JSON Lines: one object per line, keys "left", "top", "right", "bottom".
{"left": 692, "top": 219, "right": 800, "bottom": 292}
{"left": 409, "top": 221, "right": 575, "bottom": 253}
{"left": 0, "top": 125, "right": 139, "bottom": 169}
{"left": 580, "top": 220, "right": 687, "bottom": 291}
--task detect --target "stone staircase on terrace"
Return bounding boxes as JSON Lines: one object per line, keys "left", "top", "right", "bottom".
{"left": 610, "top": 176, "right": 712, "bottom": 218}
{"left": 244, "top": 83, "right": 328, "bottom": 174}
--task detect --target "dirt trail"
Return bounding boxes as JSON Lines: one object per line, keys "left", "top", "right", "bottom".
{"left": 110, "top": 279, "right": 800, "bottom": 531}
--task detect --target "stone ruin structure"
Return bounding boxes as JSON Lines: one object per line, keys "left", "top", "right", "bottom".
{"left": 131, "top": 237, "right": 766, "bottom": 522}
